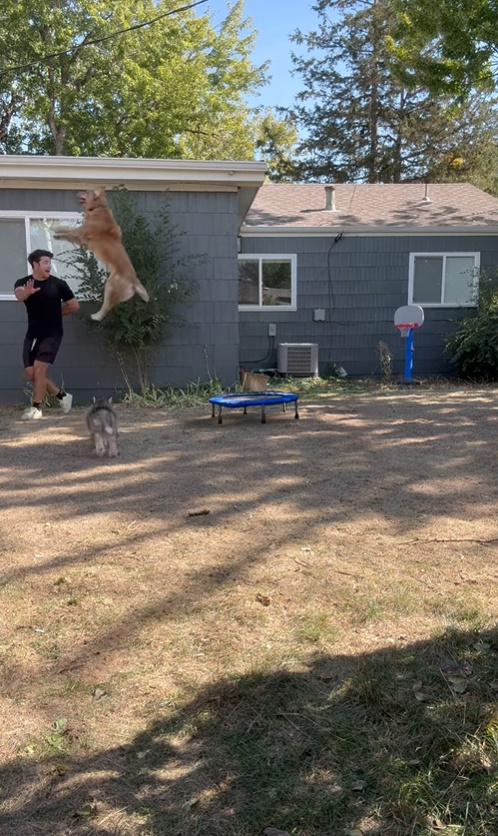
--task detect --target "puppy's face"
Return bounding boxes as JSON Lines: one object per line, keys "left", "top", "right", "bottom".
{"left": 77, "top": 188, "right": 107, "bottom": 211}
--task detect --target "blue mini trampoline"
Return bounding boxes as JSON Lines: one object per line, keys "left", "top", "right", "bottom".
{"left": 209, "top": 391, "right": 299, "bottom": 424}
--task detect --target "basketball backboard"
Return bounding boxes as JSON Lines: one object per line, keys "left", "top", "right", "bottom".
{"left": 394, "top": 304, "right": 424, "bottom": 329}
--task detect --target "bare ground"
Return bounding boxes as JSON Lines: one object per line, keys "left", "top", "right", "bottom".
{"left": 1, "top": 387, "right": 498, "bottom": 835}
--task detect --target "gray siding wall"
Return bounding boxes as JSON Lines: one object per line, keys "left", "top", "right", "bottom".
{"left": 239, "top": 234, "right": 498, "bottom": 377}
{"left": 0, "top": 188, "right": 239, "bottom": 403}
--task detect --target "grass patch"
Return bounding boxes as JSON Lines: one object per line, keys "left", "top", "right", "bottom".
{"left": 3, "top": 388, "right": 498, "bottom": 835}
{"left": 122, "top": 379, "right": 224, "bottom": 407}
{"left": 297, "top": 612, "right": 339, "bottom": 644}
{"left": 106, "top": 634, "right": 498, "bottom": 836}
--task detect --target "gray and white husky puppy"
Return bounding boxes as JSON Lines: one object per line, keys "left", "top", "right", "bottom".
{"left": 86, "top": 397, "right": 119, "bottom": 457}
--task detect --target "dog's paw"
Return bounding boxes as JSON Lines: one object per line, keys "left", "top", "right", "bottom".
{"left": 90, "top": 312, "right": 103, "bottom": 321}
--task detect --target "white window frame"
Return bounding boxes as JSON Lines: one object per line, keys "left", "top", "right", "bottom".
{"left": 0, "top": 210, "right": 82, "bottom": 300}
{"left": 238, "top": 253, "right": 297, "bottom": 311}
{"left": 408, "top": 251, "right": 480, "bottom": 308}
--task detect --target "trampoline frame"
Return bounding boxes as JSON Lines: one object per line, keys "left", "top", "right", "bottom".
{"left": 209, "top": 391, "right": 299, "bottom": 424}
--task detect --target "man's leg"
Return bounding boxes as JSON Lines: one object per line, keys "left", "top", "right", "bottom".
{"left": 21, "top": 336, "right": 72, "bottom": 418}
{"left": 25, "top": 364, "right": 60, "bottom": 397}
{"left": 35, "top": 337, "right": 73, "bottom": 413}
{"left": 21, "top": 338, "right": 44, "bottom": 420}
{"left": 33, "top": 359, "right": 50, "bottom": 405}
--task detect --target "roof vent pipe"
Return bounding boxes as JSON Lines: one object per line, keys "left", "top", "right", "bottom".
{"left": 421, "top": 183, "right": 432, "bottom": 203}
{"left": 324, "top": 184, "right": 336, "bottom": 211}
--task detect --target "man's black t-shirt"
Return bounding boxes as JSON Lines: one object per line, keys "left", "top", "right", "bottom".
{"left": 14, "top": 275, "right": 75, "bottom": 339}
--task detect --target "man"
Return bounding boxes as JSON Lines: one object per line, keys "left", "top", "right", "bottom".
{"left": 14, "top": 249, "right": 80, "bottom": 420}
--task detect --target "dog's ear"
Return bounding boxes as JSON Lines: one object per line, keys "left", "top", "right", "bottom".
{"left": 107, "top": 396, "right": 113, "bottom": 404}
{"left": 92, "top": 396, "right": 96, "bottom": 403}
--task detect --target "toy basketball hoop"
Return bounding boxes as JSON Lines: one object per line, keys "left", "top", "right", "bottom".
{"left": 394, "top": 305, "right": 424, "bottom": 383}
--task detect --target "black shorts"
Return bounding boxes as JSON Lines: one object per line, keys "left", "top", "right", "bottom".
{"left": 23, "top": 335, "right": 62, "bottom": 367}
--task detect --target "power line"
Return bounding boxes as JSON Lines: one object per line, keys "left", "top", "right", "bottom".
{"left": 0, "top": 0, "right": 208, "bottom": 78}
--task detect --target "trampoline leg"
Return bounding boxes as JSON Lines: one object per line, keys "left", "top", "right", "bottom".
{"left": 283, "top": 403, "right": 286, "bottom": 412}
{"left": 261, "top": 406, "right": 266, "bottom": 424}
{"left": 244, "top": 406, "right": 247, "bottom": 414}
{"left": 218, "top": 405, "right": 223, "bottom": 425}
{"left": 211, "top": 403, "right": 215, "bottom": 418}
{"left": 295, "top": 402, "right": 299, "bottom": 419}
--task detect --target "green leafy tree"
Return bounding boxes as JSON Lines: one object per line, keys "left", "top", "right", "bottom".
{"left": 252, "top": 108, "right": 300, "bottom": 181}
{"left": 391, "top": 0, "right": 497, "bottom": 97}
{"left": 287, "top": 0, "right": 498, "bottom": 184}
{"left": 0, "top": 0, "right": 269, "bottom": 159}
{"left": 65, "top": 188, "right": 201, "bottom": 393}
{"left": 446, "top": 273, "right": 498, "bottom": 380}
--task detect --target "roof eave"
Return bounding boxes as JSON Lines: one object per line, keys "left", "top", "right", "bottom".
{"left": 0, "top": 155, "right": 267, "bottom": 187}
{"left": 241, "top": 223, "right": 498, "bottom": 236}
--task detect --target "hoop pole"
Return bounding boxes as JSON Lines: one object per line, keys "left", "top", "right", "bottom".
{"left": 403, "top": 327, "right": 414, "bottom": 380}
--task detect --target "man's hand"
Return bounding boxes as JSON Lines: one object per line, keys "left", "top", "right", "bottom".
{"left": 62, "top": 298, "right": 80, "bottom": 315}
{"left": 14, "top": 280, "right": 39, "bottom": 302}
{"left": 24, "top": 279, "right": 39, "bottom": 297}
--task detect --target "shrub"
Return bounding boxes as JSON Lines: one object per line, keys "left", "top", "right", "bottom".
{"left": 445, "top": 273, "right": 498, "bottom": 380}
{"left": 62, "top": 187, "right": 202, "bottom": 393}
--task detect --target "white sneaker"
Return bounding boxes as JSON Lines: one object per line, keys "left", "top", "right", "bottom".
{"left": 59, "top": 393, "right": 73, "bottom": 414}
{"left": 21, "top": 406, "right": 43, "bottom": 420}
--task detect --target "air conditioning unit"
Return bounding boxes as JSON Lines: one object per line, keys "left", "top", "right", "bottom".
{"left": 277, "top": 343, "right": 319, "bottom": 377}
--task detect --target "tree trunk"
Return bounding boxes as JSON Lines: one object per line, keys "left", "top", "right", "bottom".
{"left": 368, "top": 0, "right": 380, "bottom": 182}
{"left": 48, "top": 110, "right": 67, "bottom": 155}
{"left": 393, "top": 89, "right": 405, "bottom": 183}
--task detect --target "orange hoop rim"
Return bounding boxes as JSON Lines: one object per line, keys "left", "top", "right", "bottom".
{"left": 395, "top": 323, "right": 419, "bottom": 329}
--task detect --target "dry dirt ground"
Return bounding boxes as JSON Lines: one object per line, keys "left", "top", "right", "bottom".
{"left": 1, "top": 387, "right": 498, "bottom": 835}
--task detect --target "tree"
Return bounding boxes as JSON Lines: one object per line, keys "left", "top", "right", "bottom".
{"left": 64, "top": 188, "right": 201, "bottom": 393}
{"left": 391, "top": 0, "right": 497, "bottom": 97}
{"left": 420, "top": 94, "right": 498, "bottom": 197}
{"left": 252, "top": 108, "right": 299, "bottom": 181}
{"left": 286, "top": 0, "right": 498, "bottom": 186}
{"left": 0, "top": 0, "right": 270, "bottom": 159}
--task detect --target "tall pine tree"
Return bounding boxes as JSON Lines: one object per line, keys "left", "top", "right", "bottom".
{"left": 288, "top": 0, "right": 498, "bottom": 184}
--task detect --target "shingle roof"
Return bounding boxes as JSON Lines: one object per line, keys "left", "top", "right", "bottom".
{"left": 243, "top": 183, "right": 498, "bottom": 230}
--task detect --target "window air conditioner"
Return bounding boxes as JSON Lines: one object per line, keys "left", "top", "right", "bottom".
{"left": 277, "top": 343, "right": 319, "bottom": 377}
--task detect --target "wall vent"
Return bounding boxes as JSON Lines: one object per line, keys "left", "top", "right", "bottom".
{"left": 277, "top": 343, "right": 319, "bottom": 377}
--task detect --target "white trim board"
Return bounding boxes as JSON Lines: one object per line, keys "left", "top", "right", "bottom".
{"left": 0, "top": 156, "right": 267, "bottom": 187}
{"left": 241, "top": 226, "right": 498, "bottom": 237}
{"left": 0, "top": 180, "right": 240, "bottom": 192}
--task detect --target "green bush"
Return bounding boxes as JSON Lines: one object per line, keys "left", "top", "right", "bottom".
{"left": 62, "top": 187, "right": 202, "bottom": 393}
{"left": 446, "top": 273, "right": 498, "bottom": 380}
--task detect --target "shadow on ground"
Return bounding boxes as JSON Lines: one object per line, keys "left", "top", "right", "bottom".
{"left": 2, "top": 627, "right": 498, "bottom": 836}
{"left": 2, "top": 391, "right": 498, "bottom": 835}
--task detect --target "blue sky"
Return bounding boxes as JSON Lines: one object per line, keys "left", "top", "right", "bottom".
{"left": 204, "top": 0, "right": 320, "bottom": 109}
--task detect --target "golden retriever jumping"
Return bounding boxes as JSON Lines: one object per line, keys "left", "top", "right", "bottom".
{"left": 54, "top": 187, "right": 149, "bottom": 321}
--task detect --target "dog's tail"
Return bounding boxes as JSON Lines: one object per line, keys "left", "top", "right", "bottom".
{"left": 134, "top": 279, "right": 149, "bottom": 303}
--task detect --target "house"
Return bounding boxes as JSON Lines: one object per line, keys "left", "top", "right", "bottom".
{"left": 2, "top": 161, "right": 498, "bottom": 406}
{"left": 238, "top": 182, "right": 498, "bottom": 378}
{"left": 0, "top": 155, "right": 266, "bottom": 403}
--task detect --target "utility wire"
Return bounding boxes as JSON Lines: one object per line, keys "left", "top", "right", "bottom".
{"left": 0, "top": 0, "right": 208, "bottom": 78}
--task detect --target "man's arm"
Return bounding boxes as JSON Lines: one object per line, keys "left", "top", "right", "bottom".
{"left": 62, "top": 298, "right": 80, "bottom": 315}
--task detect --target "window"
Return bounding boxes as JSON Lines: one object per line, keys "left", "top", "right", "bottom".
{"left": 238, "top": 254, "right": 297, "bottom": 310}
{"left": 0, "top": 212, "right": 83, "bottom": 300}
{"left": 409, "top": 252, "right": 479, "bottom": 307}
